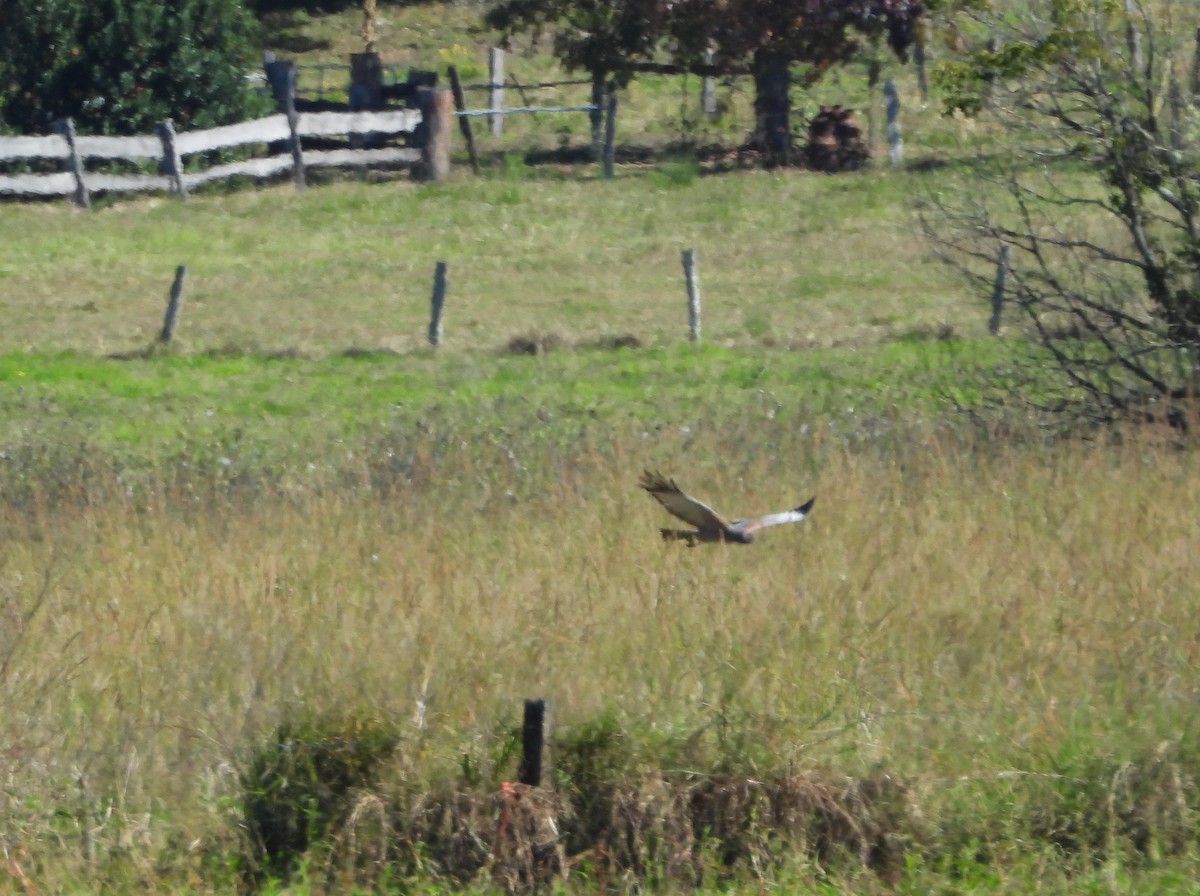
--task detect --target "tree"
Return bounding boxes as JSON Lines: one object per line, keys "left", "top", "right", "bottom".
{"left": 923, "top": 0, "right": 1200, "bottom": 428}
{"left": 485, "top": 0, "right": 929, "bottom": 161}
{"left": 0, "top": 0, "right": 264, "bottom": 135}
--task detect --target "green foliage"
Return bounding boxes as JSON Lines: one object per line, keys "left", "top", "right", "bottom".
{"left": 241, "top": 711, "right": 401, "bottom": 883}
{"left": 0, "top": 0, "right": 266, "bottom": 134}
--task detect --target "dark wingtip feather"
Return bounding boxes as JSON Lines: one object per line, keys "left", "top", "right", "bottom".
{"left": 797, "top": 497, "right": 815, "bottom": 515}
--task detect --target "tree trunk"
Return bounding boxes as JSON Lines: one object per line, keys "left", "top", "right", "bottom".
{"left": 753, "top": 49, "right": 792, "bottom": 164}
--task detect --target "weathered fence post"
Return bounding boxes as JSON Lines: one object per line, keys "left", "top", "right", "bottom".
{"left": 700, "top": 49, "right": 717, "bottom": 117}
{"left": 428, "top": 261, "right": 447, "bottom": 347}
{"left": 488, "top": 47, "right": 505, "bottom": 136}
{"left": 884, "top": 78, "right": 903, "bottom": 166}
{"left": 160, "top": 265, "right": 187, "bottom": 344}
{"left": 266, "top": 59, "right": 307, "bottom": 191}
{"left": 54, "top": 118, "right": 90, "bottom": 210}
{"left": 1192, "top": 27, "right": 1200, "bottom": 97}
{"left": 989, "top": 244, "right": 1010, "bottom": 336}
{"left": 447, "top": 66, "right": 479, "bottom": 175}
{"left": 415, "top": 88, "right": 452, "bottom": 181}
{"left": 155, "top": 119, "right": 188, "bottom": 201}
{"left": 517, "top": 699, "right": 546, "bottom": 787}
{"left": 603, "top": 91, "right": 617, "bottom": 179}
{"left": 682, "top": 248, "right": 701, "bottom": 343}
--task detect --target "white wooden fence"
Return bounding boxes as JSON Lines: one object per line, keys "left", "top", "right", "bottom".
{"left": 0, "top": 101, "right": 444, "bottom": 207}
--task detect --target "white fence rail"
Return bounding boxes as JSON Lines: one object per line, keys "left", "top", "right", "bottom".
{"left": 0, "top": 101, "right": 440, "bottom": 207}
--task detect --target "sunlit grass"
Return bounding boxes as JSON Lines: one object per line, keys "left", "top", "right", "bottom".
{"left": 1, "top": 419, "right": 1198, "bottom": 889}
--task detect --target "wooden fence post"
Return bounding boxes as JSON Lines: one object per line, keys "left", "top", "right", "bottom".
{"left": 155, "top": 119, "right": 188, "bottom": 201}
{"left": 350, "top": 51, "right": 383, "bottom": 110}
{"left": 989, "top": 244, "right": 1010, "bottom": 336}
{"left": 54, "top": 118, "right": 90, "bottom": 210}
{"left": 270, "top": 60, "right": 306, "bottom": 191}
{"left": 415, "top": 88, "right": 452, "bottom": 181}
{"left": 428, "top": 261, "right": 447, "bottom": 347}
{"left": 517, "top": 699, "right": 546, "bottom": 787}
{"left": 700, "top": 49, "right": 717, "bottom": 117}
{"left": 1192, "top": 27, "right": 1200, "bottom": 97}
{"left": 603, "top": 91, "right": 617, "bottom": 179}
{"left": 160, "top": 265, "right": 187, "bottom": 344}
{"left": 447, "top": 66, "right": 479, "bottom": 175}
{"left": 884, "top": 78, "right": 903, "bottom": 166}
{"left": 488, "top": 47, "right": 505, "bottom": 136}
{"left": 682, "top": 248, "right": 701, "bottom": 343}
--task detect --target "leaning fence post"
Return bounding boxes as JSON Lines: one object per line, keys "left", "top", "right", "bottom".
{"left": 488, "top": 47, "right": 505, "bottom": 136}
{"left": 447, "top": 66, "right": 479, "bottom": 174}
{"left": 54, "top": 118, "right": 90, "bottom": 210}
{"left": 415, "top": 88, "right": 452, "bottom": 182}
{"left": 275, "top": 61, "right": 306, "bottom": 191}
{"left": 884, "top": 78, "right": 903, "bottom": 166}
{"left": 682, "top": 248, "right": 701, "bottom": 343}
{"left": 602, "top": 91, "right": 617, "bottom": 179}
{"left": 160, "top": 265, "right": 187, "bottom": 344}
{"left": 155, "top": 119, "right": 188, "bottom": 201}
{"left": 517, "top": 699, "right": 546, "bottom": 787}
{"left": 989, "top": 244, "right": 1010, "bottom": 336}
{"left": 428, "top": 261, "right": 447, "bottom": 347}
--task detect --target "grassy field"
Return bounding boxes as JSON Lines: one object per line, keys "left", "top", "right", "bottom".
{"left": 2, "top": 4, "right": 1200, "bottom": 894}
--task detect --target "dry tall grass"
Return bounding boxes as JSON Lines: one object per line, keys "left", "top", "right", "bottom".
{"left": 1, "top": 419, "right": 1197, "bottom": 885}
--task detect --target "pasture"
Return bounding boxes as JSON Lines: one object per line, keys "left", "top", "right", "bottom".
{"left": 2, "top": 5, "right": 1200, "bottom": 893}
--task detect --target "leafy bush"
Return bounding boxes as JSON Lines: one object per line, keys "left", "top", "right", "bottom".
{"left": 0, "top": 0, "right": 266, "bottom": 135}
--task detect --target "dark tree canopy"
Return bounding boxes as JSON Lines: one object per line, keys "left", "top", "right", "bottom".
{"left": 486, "top": 0, "right": 928, "bottom": 79}
{"left": 486, "top": 0, "right": 930, "bottom": 158}
{"left": 0, "top": 0, "right": 265, "bottom": 135}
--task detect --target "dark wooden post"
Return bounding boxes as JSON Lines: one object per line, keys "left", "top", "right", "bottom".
{"left": 54, "top": 118, "right": 90, "bottom": 210}
{"left": 884, "top": 78, "right": 903, "bottom": 166}
{"left": 160, "top": 265, "right": 187, "bottom": 344}
{"left": 517, "top": 699, "right": 546, "bottom": 787}
{"left": 155, "top": 119, "right": 188, "bottom": 201}
{"left": 682, "top": 248, "right": 701, "bottom": 343}
{"left": 602, "top": 91, "right": 617, "bottom": 179}
{"left": 415, "top": 88, "right": 452, "bottom": 181}
{"left": 447, "top": 66, "right": 479, "bottom": 174}
{"left": 488, "top": 47, "right": 505, "bottom": 136}
{"left": 989, "top": 244, "right": 1010, "bottom": 336}
{"left": 428, "top": 261, "right": 447, "bottom": 347}
{"left": 350, "top": 52, "right": 383, "bottom": 110}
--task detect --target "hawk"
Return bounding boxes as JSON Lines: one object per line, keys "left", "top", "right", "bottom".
{"left": 639, "top": 470, "right": 815, "bottom": 546}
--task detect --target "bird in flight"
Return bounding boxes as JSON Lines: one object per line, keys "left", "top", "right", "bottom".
{"left": 639, "top": 470, "right": 815, "bottom": 546}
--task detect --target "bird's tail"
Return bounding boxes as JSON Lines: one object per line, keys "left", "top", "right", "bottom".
{"left": 660, "top": 529, "right": 699, "bottom": 547}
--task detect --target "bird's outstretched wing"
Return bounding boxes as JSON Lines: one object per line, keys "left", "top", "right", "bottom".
{"left": 639, "top": 470, "right": 731, "bottom": 533}
{"left": 732, "top": 497, "right": 816, "bottom": 536}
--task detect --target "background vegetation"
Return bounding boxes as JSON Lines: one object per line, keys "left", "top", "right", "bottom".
{"left": 1, "top": 1, "right": 1199, "bottom": 894}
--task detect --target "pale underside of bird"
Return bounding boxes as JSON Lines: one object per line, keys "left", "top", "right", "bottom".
{"left": 639, "top": 470, "right": 815, "bottom": 546}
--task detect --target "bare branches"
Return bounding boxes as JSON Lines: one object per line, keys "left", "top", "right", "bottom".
{"left": 921, "top": 1, "right": 1200, "bottom": 428}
